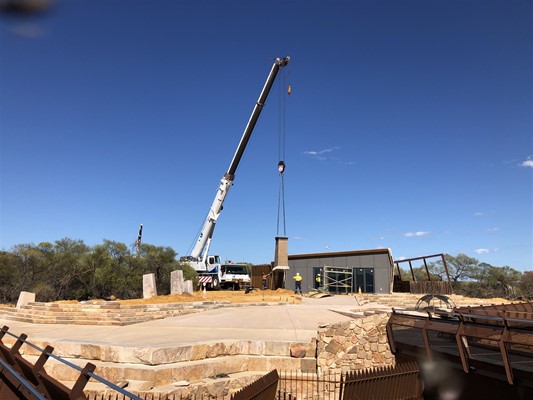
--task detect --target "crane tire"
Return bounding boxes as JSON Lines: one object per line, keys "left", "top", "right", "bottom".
{"left": 211, "top": 277, "right": 220, "bottom": 290}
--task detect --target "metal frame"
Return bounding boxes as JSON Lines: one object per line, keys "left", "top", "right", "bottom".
{"left": 394, "top": 253, "right": 453, "bottom": 294}
{"left": 387, "top": 304, "right": 533, "bottom": 386}
{"left": 323, "top": 266, "right": 354, "bottom": 294}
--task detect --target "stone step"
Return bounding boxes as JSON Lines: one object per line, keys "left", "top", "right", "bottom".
{"left": 74, "top": 370, "right": 275, "bottom": 399}
{"left": 0, "top": 301, "right": 290, "bottom": 326}
{"left": 13, "top": 337, "right": 315, "bottom": 366}
{"left": 23, "top": 353, "right": 315, "bottom": 388}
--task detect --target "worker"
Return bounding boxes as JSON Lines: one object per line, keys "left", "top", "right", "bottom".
{"left": 315, "top": 274, "right": 321, "bottom": 289}
{"left": 262, "top": 273, "right": 269, "bottom": 290}
{"left": 293, "top": 272, "right": 303, "bottom": 294}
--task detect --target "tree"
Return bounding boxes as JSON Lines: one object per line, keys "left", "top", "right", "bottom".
{"left": 472, "top": 263, "right": 522, "bottom": 299}
{"left": 0, "top": 251, "right": 22, "bottom": 303}
{"left": 46, "top": 238, "right": 91, "bottom": 300}
{"left": 433, "top": 253, "right": 479, "bottom": 282}
{"left": 518, "top": 271, "right": 533, "bottom": 299}
{"left": 141, "top": 244, "right": 196, "bottom": 295}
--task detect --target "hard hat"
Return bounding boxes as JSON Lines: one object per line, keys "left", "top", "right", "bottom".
{"left": 296, "top": 273, "right": 299, "bottom": 275}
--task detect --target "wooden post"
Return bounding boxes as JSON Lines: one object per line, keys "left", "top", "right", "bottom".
{"left": 396, "top": 262, "right": 403, "bottom": 280}
{"left": 441, "top": 254, "right": 454, "bottom": 294}
{"left": 423, "top": 258, "right": 431, "bottom": 281}
{"left": 409, "top": 261, "right": 416, "bottom": 281}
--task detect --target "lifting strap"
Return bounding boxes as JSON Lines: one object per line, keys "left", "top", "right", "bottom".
{"left": 276, "top": 68, "right": 290, "bottom": 237}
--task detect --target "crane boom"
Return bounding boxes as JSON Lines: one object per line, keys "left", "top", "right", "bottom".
{"left": 189, "top": 56, "right": 290, "bottom": 261}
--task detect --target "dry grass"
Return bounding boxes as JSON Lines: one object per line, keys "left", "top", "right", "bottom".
{"left": 116, "top": 288, "right": 300, "bottom": 305}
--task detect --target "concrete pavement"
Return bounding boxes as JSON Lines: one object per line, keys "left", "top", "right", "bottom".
{"left": 0, "top": 296, "right": 361, "bottom": 348}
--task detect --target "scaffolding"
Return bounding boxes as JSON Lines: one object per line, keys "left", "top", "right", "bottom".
{"left": 323, "top": 266, "right": 354, "bottom": 294}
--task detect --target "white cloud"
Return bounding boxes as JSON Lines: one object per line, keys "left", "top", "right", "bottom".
{"left": 291, "top": 236, "right": 304, "bottom": 240}
{"left": 303, "top": 147, "right": 340, "bottom": 161}
{"left": 487, "top": 227, "right": 499, "bottom": 233}
{"left": 521, "top": 159, "right": 533, "bottom": 168}
{"left": 303, "top": 147, "right": 337, "bottom": 156}
{"left": 474, "top": 212, "right": 484, "bottom": 217}
{"left": 474, "top": 248, "right": 490, "bottom": 254}
{"left": 405, "top": 231, "right": 429, "bottom": 238}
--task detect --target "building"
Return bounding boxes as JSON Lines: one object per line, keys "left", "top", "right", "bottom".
{"left": 287, "top": 248, "right": 394, "bottom": 294}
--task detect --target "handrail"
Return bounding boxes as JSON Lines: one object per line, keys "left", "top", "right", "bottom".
{"left": 2, "top": 327, "right": 143, "bottom": 400}
{"left": 0, "top": 358, "right": 47, "bottom": 400}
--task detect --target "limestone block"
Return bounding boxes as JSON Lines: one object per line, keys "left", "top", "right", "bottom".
{"left": 289, "top": 343, "right": 307, "bottom": 358}
{"left": 143, "top": 273, "right": 157, "bottom": 299}
{"left": 122, "top": 366, "right": 156, "bottom": 384}
{"left": 347, "top": 345, "right": 358, "bottom": 354}
{"left": 247, "top": 356, "right": 268, "bottom": 371}
{"left": 244, "top": 340, "right": 264, "bottom": 355}
{"left": 126, "top": 380, "right": 154, "bottom": 391}
{"left": 16, "top": 291, "right": 35, "bottom": 309}
{"left": 133, "top": 346, "right": 193, "bottom": 365}
{"left": 184, "top": 280, "right": 193, "bottom": 294}
{"left": 206, "top": 342, "right": 227, "bottom": 358}
{"left": 265, "top": 341, "right": 290, "bottom": 356}
{"left": 191, "top": 344, "right": 209, "bottom": 360}
{"left": 171, "top": 270, "right": 184, "bottom": 295}
{"left": 373, "top": 353, "right": 385, "bottom": 364}
{"left": 154, "top": 368, "right": 173, "bottom": 386}
{"left": 325, "top": 340, "right": 342, "bottom": 354}
{"left": 333, "top": 335, "right": 346, "bottom": 344}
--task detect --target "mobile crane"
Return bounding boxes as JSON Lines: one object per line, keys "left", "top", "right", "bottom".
{"left": 180, "top": 56, "right": 290, "bottom": 289}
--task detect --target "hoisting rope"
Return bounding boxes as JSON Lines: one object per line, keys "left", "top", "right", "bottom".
{"left": 276, "top": 67, "right": 289, "bottom": 237}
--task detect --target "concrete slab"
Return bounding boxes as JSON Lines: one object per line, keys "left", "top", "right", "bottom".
{"left": 0, "top": 298, "right": 359, "bottom": 348}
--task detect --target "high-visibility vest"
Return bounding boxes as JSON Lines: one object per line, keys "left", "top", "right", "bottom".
{"left": 293, "top": 275, "right": 302, "bottom": 282}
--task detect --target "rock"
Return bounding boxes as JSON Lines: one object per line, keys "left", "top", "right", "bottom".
{"left": 290, "top": 343, "right": 307, "bottom": 358}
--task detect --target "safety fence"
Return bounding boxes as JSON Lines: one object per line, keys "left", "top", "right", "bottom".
{"left": 277, "top": 363, "right": 422, "bottom": 400}
{"left": 231, "top": 370, "right": 279, "bottom": 400}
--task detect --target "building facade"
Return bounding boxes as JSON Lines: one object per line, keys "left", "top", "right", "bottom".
{"left": 287, "top": 248, "right": 394, "bottom": 294}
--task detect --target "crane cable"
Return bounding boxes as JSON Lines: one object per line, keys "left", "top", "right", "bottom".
{"left": 276, "top": 68, "right": 289, "bottom": 237}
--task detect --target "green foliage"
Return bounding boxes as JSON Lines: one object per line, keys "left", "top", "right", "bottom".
{"left": 396, "top": 253, "right": 526, "bottom": 300}
{"left": 519, "top": 271, "right": 533, "bottom": 299}
{"left": 0, "top": 251, "right": 21, "bottom": 303}
{"left": 0, "top": 238, "right": 197, "bottom": 303}
{"left": 439, "top": 255, "right": 524, "bottom": 299}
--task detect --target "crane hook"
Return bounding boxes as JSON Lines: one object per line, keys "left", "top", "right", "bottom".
{"left": 287, "top": 85, "right": 292, "bottom": 96}
{"left": 278, "top": 160, "right": 286, "bottom": 174}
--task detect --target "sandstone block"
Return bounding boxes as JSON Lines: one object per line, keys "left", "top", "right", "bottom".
{"left": 171, "top": 269, "right": 184, "bottom": 295}
{"left": 289, "top": 343, "right": 307, "bottom": 358}
{"left": 143, "top": 274, "right": 157, "bottom": 299}
{"left": 16, "top": 291, "right": 35, "bottom": 309}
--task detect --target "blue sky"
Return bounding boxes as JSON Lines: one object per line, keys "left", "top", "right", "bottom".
{"left": 1, "top": 0, "right": 532, "bottom": 271}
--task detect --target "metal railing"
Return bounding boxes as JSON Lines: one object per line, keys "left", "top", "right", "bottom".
{"left": 387, "top": 305, "right": 533, "bottom": 386}
{"left": 0, "top": 325, "right": 142, "bottom": 400}
{"left": 231, "top": 370, "right": 279, "bottom": 400}
{"left": 277, "top": 364, "right": 422, "bottom": 400}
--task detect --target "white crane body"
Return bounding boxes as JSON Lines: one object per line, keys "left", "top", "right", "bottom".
{"left": 181, "top": 57, "right": 290, "bottom": 290}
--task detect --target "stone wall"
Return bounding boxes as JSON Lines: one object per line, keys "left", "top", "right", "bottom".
{"left": 316, "top": 312, "right": 393, "bottom": 375}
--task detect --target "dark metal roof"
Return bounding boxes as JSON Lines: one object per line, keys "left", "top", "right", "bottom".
{"left": 288, "top": 248, "right": 393, "bottom": 260}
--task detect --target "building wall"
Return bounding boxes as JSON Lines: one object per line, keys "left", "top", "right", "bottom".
{"left": 287, "top": 249, "right": 393, "bottom": 294}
